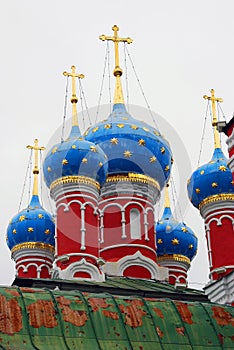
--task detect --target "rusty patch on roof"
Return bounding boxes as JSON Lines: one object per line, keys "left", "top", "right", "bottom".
{"left": 156, "top": 326, "right": 164, "bottom": 338}
{"left": 5, "top": 289, "right": 20, "bottom": 297}
{"left": 20, "top": 287, "right": 37, "bottom": 293}
{"left": 102, "top": 310, "right": 119, "bottom": 320}
{"left": 212, "top": 306, "right": 234, "bottom": 326}
{"left": 153, "top": 307, "right": 164, "bottom": 319}
{"left": 56, "top": 296, "right": 88, "bottom": 327}
{"left": 175, "top": 302, "right": 193, "bottom": 324}
{"left": 27, "top": 300, "right": 58, "bottom": 328}
{"left": 118, "top": 299, "right": 147, "bottom": 328}
{"left": 0, "top": 294, "right": 22, "bottom": 335}
{"left": 218, "top": 333, "right": 224, "bottom": 345}
{"left": 88, "top": 298, "right": 111, "bottom": 311}
{"left": 176, "top": 326, "right": 185, "bottom": 335}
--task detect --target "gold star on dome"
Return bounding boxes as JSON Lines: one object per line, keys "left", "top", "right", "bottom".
{"left": 99, "top": 162, "right": 103, "bottom": 167}
{"left": 117, "top": 123, "right": 124, "bottom": 128}
{"left": 47, "top": 167, "right": 51, "bottom": 172}
{"left": 124, "top": 150, "right": 132, "bottom": 158}
{"left": 154, "top": 130, "right": 160, "bottom": 136}
{"left": 189, "top": 244, "right": 193, "bottom": 249}
{"left": 122, "top": 117, "right": 128, "bottom": 120}
{"left": 71, "top": 145, "right": 77, "bottom": 149}
{"left": 92, "top": 127, "right": 99, "bottom": 133}
{"left": 78, "top": 137, "right": 84, "bottom": 141}
{"left": 209, "top": 160, "right": 215, "bottom": 164}
{"left": 172, "top": 238, "right": 179, "bottom": 245}
{"left": 219, "top": 165, "right": 226, "bottom": 171}
{"left": 82, "top": 158, "right": 88, "bottom": 164}
{"left": 181, "top": 226, "right": 188, "bottom": 232}
{"left": 19, "top": 215, "right": 25, "bottom": 222}
{"left": 13, "top": 229, "right": 17, "bottom": 234}
{"left": 160, "top": 147, "right": 165, "bottom": 154}
{"left": 196, "top": 188, "right": 200, "bottom": 193}
{"left": 62, "top": 159, "right": 68, "bottom": 165}
{"left": 138, "top": 139, "right": 146, "bottom": 146}
{"left": 104, "top": 124, "right": 112, "bottom": 129}
{"left": 200, "top": 170, "right": 204, "bottom": 175}
{"left": 165, "top": 165, "right": 170, "bottom": 172}
{"left": 131, "top": 125, "right": 138, "bottom": 130}
{"left": 150, "top": 156, "right": 156, "bottom": 163}
{"left": 51, "top": 147, "right": 57, "bottom": 154}
{"left": 90, "top": 146, "right": 97, "bottom": 152}
{"left": 166, "top": 225, "right": 171, "bottom": 230}
{"left": 28, "top": 227, "right": 34, "bottom": 232}
{"left": 143, "top": 127, "right": 149, "bottom": 132}
{"left": 111, "top": 138, "right": 119, "bottom": 145}
{"left": 159, "top": 220, "right": 163, "bottom": 224}
{"left": 44, "top": 229, "right": 50, "bottom": 234}
{"left": 157, "top": 238, "right": 163, "bottom": 244}
{"left": 38, "top": 214, "right": 44, "bottom": 219}
{"left": 212, "top": 182, "right": 218, "bottom": 188}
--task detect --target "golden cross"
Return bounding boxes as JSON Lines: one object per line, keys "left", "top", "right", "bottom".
{"left": 63, "top": 66, "right": 84, "bottom": 126}
{"left": 27, "top": 139, "right": 45, "bottom": 195}
{"left": 203, "top": 89, "right": 223, "bottom": 126}
{"left": 99, "top": 25, "right": 133, "bottom": 77}
{"left": 203, "top": 89, "right": 223, "bottom": 149}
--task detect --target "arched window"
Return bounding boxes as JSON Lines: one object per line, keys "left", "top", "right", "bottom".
{"left": 130, "top": 208, "right": 141, "bottom": 239}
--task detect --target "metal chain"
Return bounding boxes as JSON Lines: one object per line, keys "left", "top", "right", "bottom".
{"left": 124, "top": 43, "right": 130, "bottom": 109}
{"left": 197, "top": 101, "right": 209, "bottom": 168}
{"left": 107, "top": 41, "right": 112, "bottom": 114}
{"left": 18, "top": 149, "right": 33, "bottom": 212}
{"left": 125, "top": 45, "right": 159, "bottom": 130}
{"left": 61, "top": 75, "right": 69, "bottom": 142}
{"left": 79, "top": 79, "right": 91, "bottom": 128}
{"left": 95, "top": 41, "right": 109, "bottom": 123}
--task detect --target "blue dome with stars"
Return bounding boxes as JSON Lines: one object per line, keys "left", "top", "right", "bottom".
{"left": 84, "top": 103, "right": 173, "bottom": 189}
{"left": 43, "top": 125, "right": 108, "bottom": 188}
{"left": 187, "top": 148, "right": 234, "bottom": 209}
{"left": 7, "top": 194, "right": 55, "bottom": 252}
{"left": 156, "top": 207, "right": 197, "bottom": 262}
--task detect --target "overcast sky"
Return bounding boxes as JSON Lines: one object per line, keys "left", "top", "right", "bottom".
{"left": 0, "top": 0, "right": 233, "bottom": 288}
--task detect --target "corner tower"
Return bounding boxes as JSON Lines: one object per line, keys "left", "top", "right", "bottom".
{"left": 7, "top": 139, "right": 55, "bottom": 279}
{"left": 188, "top": 89, "right": 234, "bottom": 281}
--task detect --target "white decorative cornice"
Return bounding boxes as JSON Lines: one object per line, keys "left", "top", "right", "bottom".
{"left": 200, "top": 199, "right": 234, "bottom": 218}
{"left": 204, "top": 271, "right": 234, "bottom": 304}
{"left": 102, "top": 250, "right": 168, "bottom": 281}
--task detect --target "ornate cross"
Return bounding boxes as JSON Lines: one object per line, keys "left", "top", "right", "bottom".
{"left": 63, "top": 66, "right": 84, "bottom": 125}
{"left": 203, "top": 89, "right": 223, "bottom": 149}
{"left": 27, "top": 139, "right": 45, "bottom": 195}
{"left": 203, "top": 89, "right": 223, "bottom": 126}
{"left": 99, "top": 25, "right": 133, "bottom": 77}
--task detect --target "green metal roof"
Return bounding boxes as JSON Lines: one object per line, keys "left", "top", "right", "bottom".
{"left": 0, "top": 285, "right": 233, "bottom": 349}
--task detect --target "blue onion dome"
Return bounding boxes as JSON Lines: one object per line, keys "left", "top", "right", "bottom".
{"left": 43, "top": 125, "right": 108, "bottom": 189}
{"left": 84, "top": 103, "right": 173, "bottom": 190}
{"left": 187, "top": 147, "right": 234, "bottom": 209}
{"left": 6, "top": 194, "right": 55, "bottom": 252}
{"left": 156, "top": 192, "right": 198, "bottom": 263}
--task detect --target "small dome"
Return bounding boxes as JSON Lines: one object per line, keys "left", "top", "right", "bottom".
{"left": 43, "top": 125, "right": 108, "bottom": 188}
{"left": 187, "top": 148, "right": 234, "bottom": 208}
{"left": 156, "top": 207, "right": 198, "bottom": 262}
{"left": 84, "top": 103, "right": 173, "bottom": 190}
{"left": 7, "top": 195, "right": 55, "bottom": 251}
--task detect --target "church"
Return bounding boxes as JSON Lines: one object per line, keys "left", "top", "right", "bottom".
{"left": 2, "top": 25, "right": 234, "bottom": 349}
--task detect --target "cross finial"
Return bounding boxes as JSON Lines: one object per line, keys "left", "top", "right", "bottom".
{"left": 99, "top": 25, "right": 133, "bottom": 104}
{"left": 27, "top": 139, "right": 45, "bottom": 196}
{"left": 63, "top": 66, "right": 84, "bottom": 126}
{"left": 203, "top": 89, "right": 223, "bottom": 149}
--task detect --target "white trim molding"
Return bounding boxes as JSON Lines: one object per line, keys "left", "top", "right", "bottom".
{"left": 102, "top": 251, "right": 168, "bottom": 281}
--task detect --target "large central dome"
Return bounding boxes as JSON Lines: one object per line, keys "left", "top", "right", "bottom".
{"left": 85, "top": 103, "right": 173, "bottom": 190}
